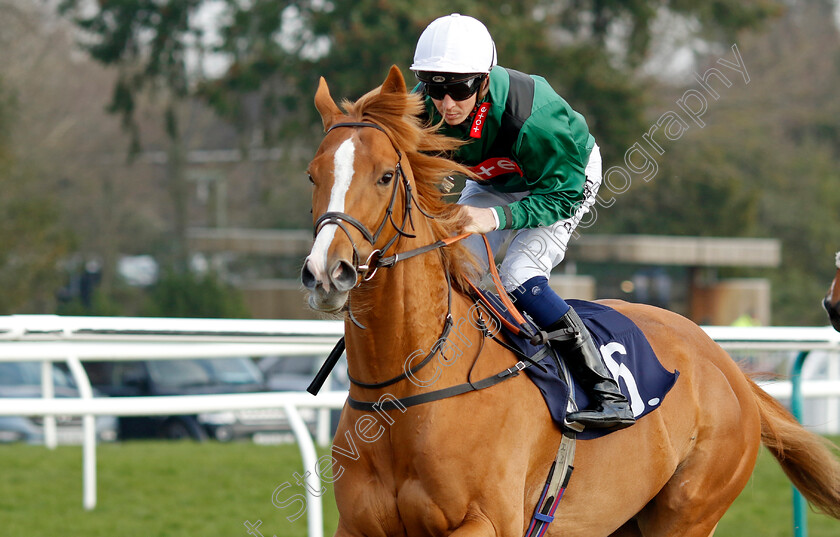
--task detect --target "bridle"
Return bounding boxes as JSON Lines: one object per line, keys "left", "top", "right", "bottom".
{"left": 309, "top": 120, "right": 530, "bottom": 337}
{"left": 306, "top": 119, "right": 465, "bottom": 390}
{"left": 313, "top": 121, "right": 434, "bottom": 283}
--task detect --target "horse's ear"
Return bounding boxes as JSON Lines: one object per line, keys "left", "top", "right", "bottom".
{"left": 381, "top": 65, "right": 407, "bottom": 95}
{"left": 314, "top": 77, "right": 343, "bottom": 132}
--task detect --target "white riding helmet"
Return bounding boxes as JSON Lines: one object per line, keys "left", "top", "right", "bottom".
{"left": 411, "top": 13, "right": 497, "bottom": 78}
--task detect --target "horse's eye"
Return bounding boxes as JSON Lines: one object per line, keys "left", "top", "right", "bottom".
{"left": 307, "top": 173, "right": 315, "bottom": 185}
{"left": 378, "top": 172, "right": 394, "bottom": 186}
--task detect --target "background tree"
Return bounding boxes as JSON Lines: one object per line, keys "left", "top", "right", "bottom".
{"left": 0, "top": 79, "right": 73, "bottom": 313}
{"left": 0, "top": 0, "right": 154, "bottom": 313}
{"left": 52, "top": 0, "right": 785, "bottom": 233}
{"left": 597, "top": 0, "right": 840, "bottom": 324}
{"left": 58, "top": 0, "right": 211, "bottom": 273}
{"left": 201, "top": 0, "right": 781, "bottom": 172}
{"left": 0, "top": 1, "right": 250, "bottom": 317}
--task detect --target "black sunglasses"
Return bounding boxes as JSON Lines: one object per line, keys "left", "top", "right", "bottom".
{"left": 424, "top": 76, "right": 485, "bottom": 101}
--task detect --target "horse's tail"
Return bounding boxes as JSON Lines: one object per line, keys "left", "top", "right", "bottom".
{"left": 748, "top": 378, "right": 840, "bottom": 518}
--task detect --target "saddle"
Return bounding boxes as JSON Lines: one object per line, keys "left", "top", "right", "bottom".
{"left": 477, "top": 290, "right": 680, "bottom": 440}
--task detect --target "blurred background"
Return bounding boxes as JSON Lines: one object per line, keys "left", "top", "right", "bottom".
{"left": 2, "top": 3, "right": 840, "bottom": 536}
{"left": 0, "top": 0, "right": 838, "bottom": 325}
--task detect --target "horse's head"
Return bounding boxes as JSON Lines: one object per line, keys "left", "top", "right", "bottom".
{"left": 301, "top": 66, "right": 477, "bottom": 314}
{"left": 301, "top": 66, "right": 418, "bottom": 312}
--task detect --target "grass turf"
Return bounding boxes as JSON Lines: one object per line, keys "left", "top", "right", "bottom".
{"left": 0, "top": 439, "right": 838, "bottom": 536}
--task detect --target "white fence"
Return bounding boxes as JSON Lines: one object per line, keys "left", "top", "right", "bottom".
{"left": 0, "top": 316, "right": 839, "bottom": 537}
{"left": 704, "top": 325, "right": 840, "bottom": 432}
{"left": 0, "top": 315, "right": 346, "bottom": 537}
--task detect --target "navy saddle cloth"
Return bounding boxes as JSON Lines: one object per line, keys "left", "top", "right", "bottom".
{"left": 480, "top": 294, "right": 680, "bottom": 439}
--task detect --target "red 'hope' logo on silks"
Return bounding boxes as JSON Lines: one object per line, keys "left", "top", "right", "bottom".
{"left": 470, "top": 102, "right": 491, "bottom": 139}
{"left": 468, "top": 157, "right": 524, "bottom": 181}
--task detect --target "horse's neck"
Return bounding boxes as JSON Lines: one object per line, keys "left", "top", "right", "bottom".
{"left": 343, "top": 227, "right": 478, "bottom": 394}
{"left": 344, "top": 249, "right": 450, "bottom": 384}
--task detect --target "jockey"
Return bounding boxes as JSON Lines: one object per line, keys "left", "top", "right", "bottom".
{"left": 410, "top": 13, "right": 634, "bottom": 430}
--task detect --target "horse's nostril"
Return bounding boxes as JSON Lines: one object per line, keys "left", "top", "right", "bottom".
{"left": 330, "top": 260, "right": 358, "bottom": 292}
{"left": 301, "top": 259, "right": 319, "bottom": 290}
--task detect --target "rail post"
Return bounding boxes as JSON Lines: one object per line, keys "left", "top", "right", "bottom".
{"left": 40, "top": 360, "right": 57, "bottom": 449}
{"left": 65, "top": 355, "right": 97, "bottom": 510}
{"left": 790, "top": 350, "right": 809, "bottom": 537}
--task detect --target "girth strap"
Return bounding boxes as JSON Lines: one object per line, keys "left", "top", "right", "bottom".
{"left": 524, "top": 432, "right": 576, "bottom": 537}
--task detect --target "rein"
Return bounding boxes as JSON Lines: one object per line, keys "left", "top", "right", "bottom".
{"left": 343, "top": 236, "right": 557, "bottom": 412}
{"left": 309, "top": 121, "right": 560, "bottom": 395}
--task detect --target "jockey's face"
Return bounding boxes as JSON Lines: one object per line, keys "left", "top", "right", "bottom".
{"left": 431, "top": 92, "right": 477, "bottom": 126}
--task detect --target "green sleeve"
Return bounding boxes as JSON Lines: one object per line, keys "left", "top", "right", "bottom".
{"left": 504, "top": 102, "right": 592, "bottom": 229}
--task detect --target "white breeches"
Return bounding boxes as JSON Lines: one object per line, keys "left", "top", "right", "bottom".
{"left": 458, "top": 144, "right": 603, "bottom": 291}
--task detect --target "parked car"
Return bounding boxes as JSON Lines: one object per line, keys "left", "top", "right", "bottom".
{"left": 258, "top": 354, "right": 348, "bottom": 435}
{"left": 81, "top": 357, "right": 312, "bottom": 442}
{"left": 0, "top": 361, "right": 118, "bottom": 444}
{"left": 258, "top": 354, "right": 348, "bottom": 391}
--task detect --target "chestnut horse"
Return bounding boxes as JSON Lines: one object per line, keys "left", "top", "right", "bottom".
{"left": 824, "top": 251, "right": 840, "bottom": 331}
{"left": 301, "top": 66, "right": 840, "bottom": 537}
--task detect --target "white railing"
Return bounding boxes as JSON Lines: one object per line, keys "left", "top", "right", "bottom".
{"left": 1, "top": 316, "right": 839, "bottom": 537}
{"left": 703, "top": 326, "right": 840, "bottom": 424}
{"left": 0, "top": 315, "right": 345, "bottom": 537}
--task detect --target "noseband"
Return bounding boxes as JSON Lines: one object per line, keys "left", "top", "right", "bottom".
{"left": 313, "top": 121, "right": 430, "bottom": 282}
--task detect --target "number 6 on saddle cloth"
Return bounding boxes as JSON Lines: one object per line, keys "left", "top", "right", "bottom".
{"left": 478, "top": 291, "right": 680, "bottom": 440}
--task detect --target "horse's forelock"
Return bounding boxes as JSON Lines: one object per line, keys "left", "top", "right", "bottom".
{"left": 342, "top": 88, "right": 424, "bottom": 150}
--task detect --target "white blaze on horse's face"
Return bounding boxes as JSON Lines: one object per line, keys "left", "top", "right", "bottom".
{"left": 302, "top": 136, "right": 362, "bottom": 312}
{"left": 307, "top": 138, "right": 356, "bottom": 287}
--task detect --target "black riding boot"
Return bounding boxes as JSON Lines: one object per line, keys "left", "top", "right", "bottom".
{"left": 546, "top": 307, "right": 635, "bottom": 430}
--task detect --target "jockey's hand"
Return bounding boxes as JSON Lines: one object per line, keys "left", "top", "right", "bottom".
{"left": 461, "top": 206, "right": 498, "bottom": 234}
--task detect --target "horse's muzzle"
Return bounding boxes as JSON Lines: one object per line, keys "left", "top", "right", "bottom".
{"left": 301, "top": 257, "right": 358, "bottom": 312}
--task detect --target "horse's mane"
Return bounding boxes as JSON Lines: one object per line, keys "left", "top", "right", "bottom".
{"left": 337, "top": 85, "right": 482, "bottom": 291}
